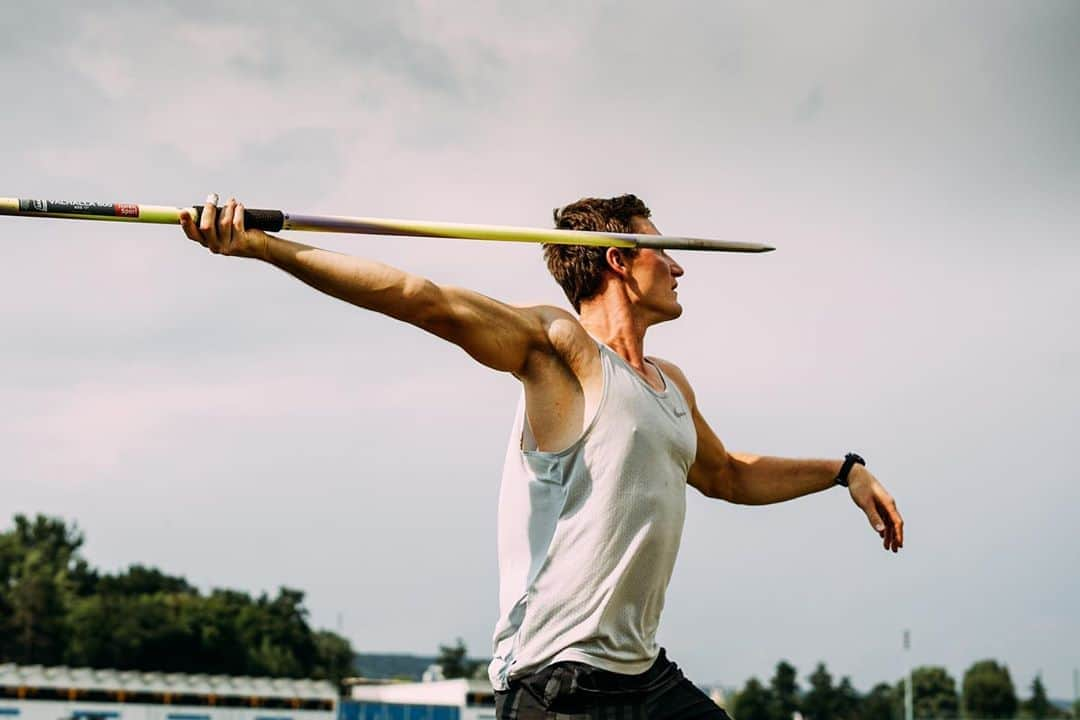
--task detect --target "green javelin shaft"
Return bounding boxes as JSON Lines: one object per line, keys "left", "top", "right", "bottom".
{"left": 0, "top": 197, "right": 775, "bottom": 253}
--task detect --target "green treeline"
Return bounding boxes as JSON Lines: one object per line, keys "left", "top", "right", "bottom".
{"left": 0, "top": 514, "right": 354, "bottom": 684}
{"left": 4, "top": 512, "right": 1077, "bottom": 720}
{"left": 731, "top": 660, "right": 1075, "bottom": 720}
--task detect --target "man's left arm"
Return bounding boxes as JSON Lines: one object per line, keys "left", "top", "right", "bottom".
{"left": 656, "top": 360, "right": 904, "bottom": 553}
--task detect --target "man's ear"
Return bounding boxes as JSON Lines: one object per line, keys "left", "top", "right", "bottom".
{"left": 605, "top": 247, "right": 630, "bottom": 277}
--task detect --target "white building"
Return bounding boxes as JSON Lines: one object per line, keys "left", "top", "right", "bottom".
{"left": 345, "top": 676, "right": 494, "bottom": 720}
{"left": 0, "top": 664, "right": 336, "bottom": 720}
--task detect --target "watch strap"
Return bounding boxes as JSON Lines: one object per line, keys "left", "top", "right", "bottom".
{"left": 835, "top": 452, "right": 866, "bottom": 487}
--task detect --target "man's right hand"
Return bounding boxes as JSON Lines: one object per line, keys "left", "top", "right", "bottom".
{"left": 180, "top": 193, "right": 269, "bottom": 260}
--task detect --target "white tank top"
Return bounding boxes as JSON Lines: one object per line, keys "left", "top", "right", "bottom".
{"left": 488, "top": 340, "right": 697, "bottom": 690}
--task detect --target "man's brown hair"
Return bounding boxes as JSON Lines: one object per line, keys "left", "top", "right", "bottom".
{"left": 543, "top": 194, "right": 652, "bottom": 312}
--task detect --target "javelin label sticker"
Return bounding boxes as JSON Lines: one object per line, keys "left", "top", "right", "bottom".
{"left": 18, "top": 199, "right": 139, "bottom": 217}
{"left": 19, "top": 199, "right": 48, "bottom": 212}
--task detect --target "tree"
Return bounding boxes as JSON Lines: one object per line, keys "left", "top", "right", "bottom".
{"left": 7, "top": 551, "right": 70, "bottom": 663}
{"left": 770, "top": 661, "right": 801, "bottom": 720}
{"left": 860, "top": 683, "right": 896, "bottom": 720}
{"left": 0, "top": 514, "right": 89, "bottom": 664}
{"left": 435, "top": 638, "right": 477, "bottom": 679}
{"left": 803, "top": 663, "right": 836, "bottom": 720}
{"left": 65, "top": 593, "right": 194, "bottom": 671}
{"left": 1, "top": 514, "right": 354, "bottom": 681}
{"left": 312, "top": 630, "right": 356, "bottom": 688}
{"left": 93, "top": 564, "right": 194, "bottom": 596}
{"left": 802, "top": 663, "right": 861, "bottom": 720}
{"left": 244, "top": 588, "right": 319, "bottom": 677}
{"left": 1021, "top": 675, "right": 1055, "bottom": 719}
{"left": 897, "top": 666, "right": 960, "bottom": 719}
{"left": 962, "top": 660, "right": 1018, "bottom": 719}
{"left": 734, "top": 677, "right": 775, "bottom": 720}
{"left": 834, "top": 677, "right": 861, "bottom": 720}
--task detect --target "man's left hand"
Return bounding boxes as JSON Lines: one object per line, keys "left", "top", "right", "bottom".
{"left": 847, "top": 466, "right": 904, "bottom": 552}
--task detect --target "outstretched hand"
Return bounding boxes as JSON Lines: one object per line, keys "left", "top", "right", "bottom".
{"left": 848, "top": 466, "right": 904, "bottom": 552}
{"left": 179, "top": 193, "right": 269, "bottom": 260}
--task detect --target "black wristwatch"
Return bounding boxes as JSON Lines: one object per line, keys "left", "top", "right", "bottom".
{"left": 835, "top": 452, "right": 866, "bottom": 487}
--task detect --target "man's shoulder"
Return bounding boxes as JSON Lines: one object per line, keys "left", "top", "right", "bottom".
{"left": 648, "top": 355, "right": 683, "bottom": 376}
{"left": 510, "top": 304, "right": 596, "bottom": 374}
{"left": 514, "top": 303, "right": 578, "bottom": 325}
{"left": 512, "top": 304, "right": 587, "bottom": 342}
{"left": 649, "top": 356, "right": 696, "bottom": 402}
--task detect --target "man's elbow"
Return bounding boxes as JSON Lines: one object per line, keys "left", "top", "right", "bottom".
{"left": 708, "top": 460, "right": 763, "bottom": 505}
{"left": 402, "top": 278, "right": 454, "bottom": 333}
{"left": 693, "top": 462, "right": 742, "bottom": 503}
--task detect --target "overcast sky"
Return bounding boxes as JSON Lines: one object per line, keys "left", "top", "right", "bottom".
{"left": 2, "top": 0, "right": 1077, "bottom": 698}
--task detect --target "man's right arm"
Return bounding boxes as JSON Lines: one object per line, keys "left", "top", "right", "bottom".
{"left": 265, "top": 233, "right": 555, "bottom": 374}
{"left": 181, "top": 198, "right": 557, "bottom": 376}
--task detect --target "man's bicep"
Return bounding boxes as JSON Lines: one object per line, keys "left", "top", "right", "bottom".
{"left": 657, "top": 361, "right": 737, "bottom": 500}
{"left": 687, "top": 405, "right": 739, "bottom": 500}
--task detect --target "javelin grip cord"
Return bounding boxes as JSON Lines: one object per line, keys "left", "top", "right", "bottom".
{"left": 191, "top": 205, "right": 285, "bottom": 232}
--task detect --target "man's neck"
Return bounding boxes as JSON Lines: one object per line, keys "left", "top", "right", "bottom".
{"left": 578, "top": 298, "right": 650, "bottom": 372}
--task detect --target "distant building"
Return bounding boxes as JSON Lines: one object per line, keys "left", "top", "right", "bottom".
{"left": 343, "top": 675, "right": 494, "bottom": 720}
{"left": 351, "top": 655, "right": 489, "bottom": 684}
{"left": 0, "top": 664, "right": 336, "bottom": 720}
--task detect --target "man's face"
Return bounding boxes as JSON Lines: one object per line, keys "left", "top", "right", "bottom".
{"left": 624, "top": 216, "right": 685, "bottom": 322}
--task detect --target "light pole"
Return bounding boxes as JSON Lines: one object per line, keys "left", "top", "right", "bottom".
{"left": 904, "top": 630, "right": 913, "bottom": 720}
{"left": 1072, "top": 668, "right": 1078, "bottom": 719}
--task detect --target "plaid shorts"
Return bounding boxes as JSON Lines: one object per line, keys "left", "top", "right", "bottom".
{"left": 495, "top": 649, "right": 730, "bottom": 719}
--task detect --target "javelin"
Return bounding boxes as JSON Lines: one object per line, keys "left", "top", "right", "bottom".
{"left": 0, "top": 197, "right": 775, "bottom": 253}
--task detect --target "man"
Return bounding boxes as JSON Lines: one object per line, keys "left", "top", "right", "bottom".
{"left": 180, "top": 193, "right": 903, "bottom": 719}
